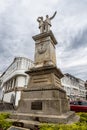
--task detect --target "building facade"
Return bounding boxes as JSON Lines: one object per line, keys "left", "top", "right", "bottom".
{"left": 85, "top": 81, "right": 87, "bottom": 100}
{"left": 61, "top": 73, "right": 86, "bottom": 101}
{"left": 0, "top": 77, "right": 2, "bottom": 102}
{"left": 0, "top": 57, "right": 34, "bottom": 107}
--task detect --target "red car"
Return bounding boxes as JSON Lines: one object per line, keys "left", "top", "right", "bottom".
{"left": 70, "top": 100, "right": 87, "bottom": 112}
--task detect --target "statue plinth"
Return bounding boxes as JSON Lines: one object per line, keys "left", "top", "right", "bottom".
{"left": 32, "top": 31, "right": 57, "bottom": 45}
{"left": 33, "top": 31, "right": 57, "bottom": 67}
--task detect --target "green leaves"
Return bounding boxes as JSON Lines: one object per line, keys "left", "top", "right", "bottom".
{"left": 40, "top": 123, "right": 87, "bottom": 130}
{"left": 77, "top": 112, "right": 87, "bottom": 122}
{"left": 0, "top": 113, "right": 12, "bottom": 130}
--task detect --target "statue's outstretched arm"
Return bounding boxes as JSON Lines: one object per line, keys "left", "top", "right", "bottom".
{"left": 50, "top": 11, "right": 57, "bottom": 20}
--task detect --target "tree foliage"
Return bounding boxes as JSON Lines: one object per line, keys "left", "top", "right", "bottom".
{"left": 0, "top": 113, "right": 12, "bottom": 130}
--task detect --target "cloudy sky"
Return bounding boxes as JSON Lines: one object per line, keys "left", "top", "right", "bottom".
{"left": 0, "top": 0, "right": 87, "bottom": 80}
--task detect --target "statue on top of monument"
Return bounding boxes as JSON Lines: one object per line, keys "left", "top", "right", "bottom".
{"left": 37, "top": 11, "right": 57, "bottom": 33}
{"left": 37, "top": 16, "right": 44, "bottom": 33}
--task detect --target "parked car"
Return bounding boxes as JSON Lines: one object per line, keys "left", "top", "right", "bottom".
{"left": 70, "top": 100, "right": 87, "bottom": 112}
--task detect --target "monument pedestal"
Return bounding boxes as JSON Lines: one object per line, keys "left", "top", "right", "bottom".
{"left": 10, "top": 31, "right": 79, "bottom": 129}
{"left": 17, "top": 65, "right": 69, "bottom": 115}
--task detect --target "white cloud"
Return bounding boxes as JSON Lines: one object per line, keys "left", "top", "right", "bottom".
{"left": 0, "top": 0, "right": 87, "bottom": 80}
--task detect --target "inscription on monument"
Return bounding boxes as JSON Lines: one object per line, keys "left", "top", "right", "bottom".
{"left": 31, "top": 101, "right": 42, "bottom": 110}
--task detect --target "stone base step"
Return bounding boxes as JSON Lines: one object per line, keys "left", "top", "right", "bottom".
{"left": 7, "top": 126, "right": 30, "bottom": 130}
{"left": 67, "top": 115, "right": 80, "bottom": 124}
{"left": 7, "top": 118, "right": 40, "bottom": 129}
{"left": 9, "top": 111, "right": 78, "bottom": 123}
{"left": 7, "top": 111, "right": 80, "bottom": 129}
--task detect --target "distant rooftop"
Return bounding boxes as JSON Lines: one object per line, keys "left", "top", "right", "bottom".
{"left": 65, "top": 73, "right": 85, "bottom": 82}
{"left": 0, "top": 57, "right": 34, "bottom": 77}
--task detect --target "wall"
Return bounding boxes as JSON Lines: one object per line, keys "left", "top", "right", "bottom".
{"left": 3, "top": 91, "right": 15, "bottom": 104}
{"left": 16, "top": 76, "right": 26, "bottom": 87}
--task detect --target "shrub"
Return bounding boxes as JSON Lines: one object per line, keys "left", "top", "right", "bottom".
{"left": 0, "top": 113, "right": 12, "bottom": 130}
{"left": 39, "top": 123, "right": 87, "bottom": 130}
{"left": 77, "top": 112, "right": 87, "bottom": 122}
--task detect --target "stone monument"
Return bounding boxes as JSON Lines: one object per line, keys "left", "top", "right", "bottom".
{"left": 10, "top": 12, "right": 79, "bottom": 129}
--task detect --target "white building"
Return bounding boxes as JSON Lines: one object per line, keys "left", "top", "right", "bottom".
{"left": 85, "top": 81, "right": 87, "bottom": 99}
{"left": 0, "top": 77, "right": 3, "bottom": 102}
{"left": 61, "top": 73, "right": 86, "bottom": 101}
{"left": 0, "top": 57, "right": 34, "bottom": 107}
